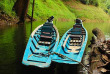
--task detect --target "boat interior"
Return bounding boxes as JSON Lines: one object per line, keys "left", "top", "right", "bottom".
{"left": 30, "top": 22, "right": 57, "bottom": 54}
{"left": 38, "top": 23, "right": 56, "bottom": 46}
{"left": 62, "top": 24, "right": 86, "bottom": 54}
{"left": 27, "top": 22, "right": 58, "bottom": 60}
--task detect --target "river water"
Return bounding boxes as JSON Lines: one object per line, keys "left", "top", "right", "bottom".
{"left": 0, "top": 21, "right": 110, "bottom": 74}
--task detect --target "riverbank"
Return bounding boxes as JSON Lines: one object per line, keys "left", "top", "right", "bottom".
{"left": 64, "top": 0, "right": 110, "bottom": 22}
{"left": 0, "top": 11, "right": 18, "bottom": 26}
{"left": 89, "top": 28, "right": 110, "bottom": 74}
{"left": 0, "top": 0, "right": 110, "bottom": 25}
{"left": 90, "top": 48, "right": 110, "bottom": 74}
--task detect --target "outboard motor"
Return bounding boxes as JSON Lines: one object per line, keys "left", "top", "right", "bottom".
{"left": 73, "top": 19, "right": 82, "bottom": 29}
{"left": 76, "top": 19, "right": 82, "bottom": 24}
{"left": 47, "top": 16, "right": 54, "bottom": 22}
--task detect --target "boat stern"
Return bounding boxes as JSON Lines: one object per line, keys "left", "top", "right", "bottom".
{"left": 22, "top": 60, "right": 50, "bottom": 68}
{"left": 22, "top": 52, "right": 52, "bottom": 68}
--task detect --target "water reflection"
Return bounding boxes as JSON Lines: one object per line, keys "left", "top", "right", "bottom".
{"left": 0, "top": 21, "right": 110, "bottom": 74}
{"left": 84, "top": 22, "right": 110, "bottom": 47}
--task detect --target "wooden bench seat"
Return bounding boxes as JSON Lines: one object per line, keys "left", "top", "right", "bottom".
{"left": 68, "top": 46, "right": 81, "bottom": 53}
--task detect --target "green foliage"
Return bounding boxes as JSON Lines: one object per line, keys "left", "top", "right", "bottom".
{"left": 62, "top": 0, "right": 71, "bottom": 1}
{"left": 0, "top": 0, "right": 109, "bottom": 21}
{"left": 98, "top": 0, "right": 110, "bottom": 15}
{"left": 80, "top": 0, "right": 100, "bottom": 6}
{"left": 79, "top": 0, "right": 110, "bottom": 15}
{"left": 108, "top": 10, "right": 110, "bottom": 15}
{"left": 66, "top": 1, "right": 109, "bottom": 21}
{"left": 28, "top": 0, "right": 76, "bottom": 20}
{"left": 0, "top": 0, "right": 16, "bottom": 16}
{"left": 80, "top": 0, "right": 90, "bottom": 5}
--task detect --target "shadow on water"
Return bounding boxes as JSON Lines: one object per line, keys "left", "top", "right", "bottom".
{"left": 55, "top": 63, "right": 79, "bottom": 74}
{"left": 20, "top": 62, "right": 79, "bottom": 74}
{"left": 20, "top": 64, "right": 55, "bottom": 74}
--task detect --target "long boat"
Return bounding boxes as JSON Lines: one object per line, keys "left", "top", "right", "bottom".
{"left": 52, "top": 19, "right": 88, "bottom": 64}
{"left": 22, "top": 16, "right": 59, "bottom": 68}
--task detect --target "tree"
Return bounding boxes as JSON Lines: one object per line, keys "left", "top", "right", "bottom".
{"left": 13, "top": 0, "right": 30, "bottom": 23}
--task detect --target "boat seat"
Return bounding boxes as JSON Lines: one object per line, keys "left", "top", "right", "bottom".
{"left": 68, "top": 46, "right": 81, "bottom": 53}
{"left": 39, "top": 34, "right": 52, "bottom": 46}
{"left": 69, "top": 43, "right": 81, "bottom": 46}
{"left": 71, "top": 37, "right": 80, "bottom": 40}
{"left": 38, "top": 41, "right": 51, "bottom": 46}
{"left": 42, "top": 32, "right": 51, "bottom": 34}
{"left": 69, "top": 35, "right": 82, "bottom": 46}
{"left": 73, "top": 24, "right": 82, "bottom": 28}
{"left": 40, "top": 35, "right": 52, "bottom": 42}
{"left": 38, "top": 24, "right": 54, "bottom": 45}
{"left": 40, "top": 35, "right": 52, "bottom": 38}
{"left": 41, "top": 32, "right": 52, "bottom": 37}
{"left": 70, "top": 40, "right": 81, "bottom": 43}
{"left": 70, "top": 35, "right": 82, "bottom": 39}
{"left": 68, "top": 32, "right": 85, "bottom": 35}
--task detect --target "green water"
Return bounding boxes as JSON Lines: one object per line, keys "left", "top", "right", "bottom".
{"left": 0, "top": 21, "right": 110, "bottom": 74}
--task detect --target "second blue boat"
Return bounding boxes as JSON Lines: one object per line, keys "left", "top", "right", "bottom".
{"left": 52, "top": 19, "right": 88, "bottom": 64}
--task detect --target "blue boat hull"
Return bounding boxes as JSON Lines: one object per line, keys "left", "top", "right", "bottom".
{"left": 22, "top": 23, "right": 59, "bottom": 68}
{"left": 52, "top": 22, "right": 88, "bottom": 64}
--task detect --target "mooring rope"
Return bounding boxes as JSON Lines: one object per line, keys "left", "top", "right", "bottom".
{"left": 53, "top": 52, "right": 93, "bottom": 74}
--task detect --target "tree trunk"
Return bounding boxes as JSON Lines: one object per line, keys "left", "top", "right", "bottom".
{"left": 13, "top": 0, "right": 30, "bottom": 23}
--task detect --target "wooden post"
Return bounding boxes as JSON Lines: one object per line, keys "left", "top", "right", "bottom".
{"left": 31, "top": 0, "right": 35, "bottom": 33}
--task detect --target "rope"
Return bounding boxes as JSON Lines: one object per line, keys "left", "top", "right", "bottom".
{"left": 53, "top": 52, "right": 93, "bottom": 74}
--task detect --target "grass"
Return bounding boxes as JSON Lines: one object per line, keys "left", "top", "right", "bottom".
{"left": 64, "top": 1, "right": 110, "bottom": 21}
{"left": 0, "top": 0, "right": 109, "bottom": 22}
{"left": 0, "top": 0, "right": 16, "bottom": 16}
{"left": 54, "top": 21, "right": 74, "bottom": 37}
{"left": 28, "top": 0, "right": 76, "bottom": 20}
